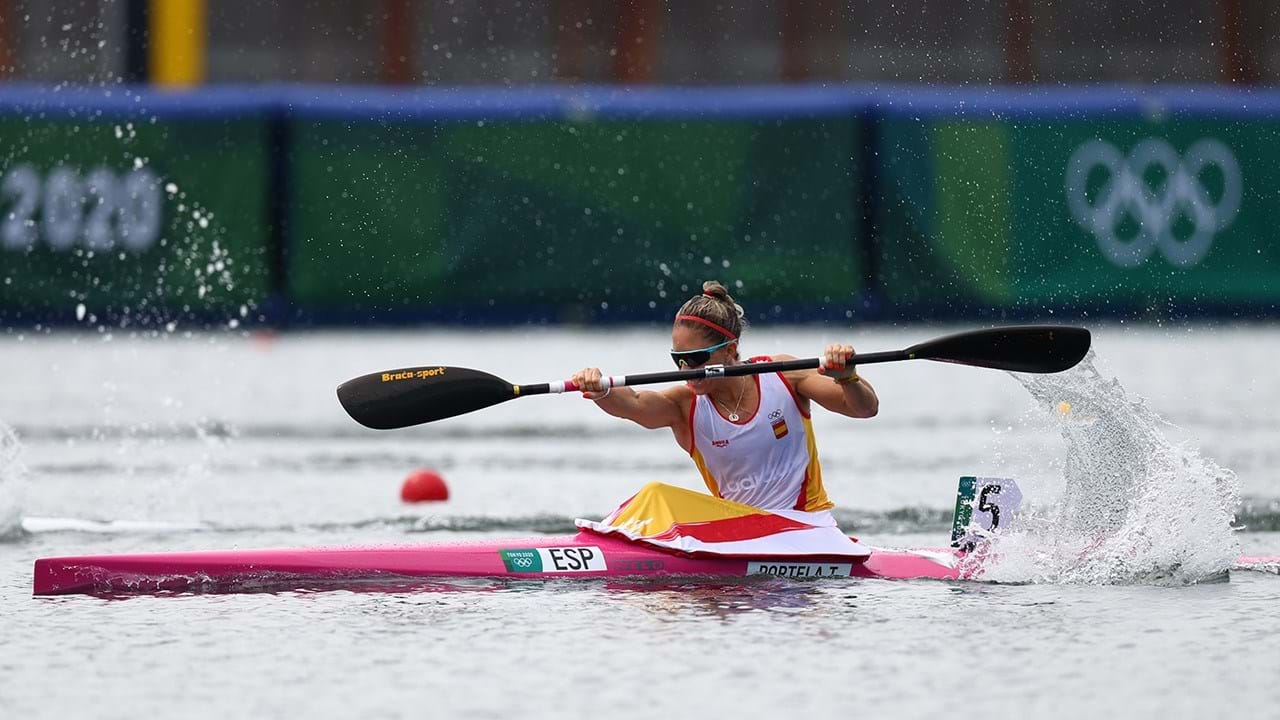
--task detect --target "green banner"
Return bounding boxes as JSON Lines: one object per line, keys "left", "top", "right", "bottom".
{"left": 876, "top": 118, "right": 1280, "bottom": 310}
{"left": 288, "top": 118, "right": 863, "bottom": 319}
{"left": 0, "top": 116, "right": 271, "bottom": 324}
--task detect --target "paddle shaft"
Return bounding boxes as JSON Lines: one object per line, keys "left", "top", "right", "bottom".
{"left": 335, "top": 325, "right": 1089, "bottom": 429}
{"left": 518, "top": 350, "right": 907, "bottom": 396}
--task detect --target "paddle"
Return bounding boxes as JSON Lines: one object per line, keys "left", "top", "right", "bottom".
{"left": 337, "top": 325, "right": 1090, "bottom": 430}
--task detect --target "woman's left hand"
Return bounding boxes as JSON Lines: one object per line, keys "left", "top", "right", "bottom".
{"left": 819, "top": 343, "right": 857, "bottom": 379}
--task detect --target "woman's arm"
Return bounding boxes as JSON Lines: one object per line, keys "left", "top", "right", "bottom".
{"left": 570, "top": 367, "right": 692, "bottom": 442}
{"left": 783, "top": 346, "right": 880, "bottom": 419}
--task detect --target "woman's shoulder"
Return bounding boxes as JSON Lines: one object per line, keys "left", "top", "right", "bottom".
{"left": 761, "top": 353, "right": 817, "bottom": 395}
{"left": 751, "top": 353, "right": 799, "bottom": 362}
{"left": 660, "top": 383, "right": 696, "bottom": 404}
{"left": 749, "top": 353, "right": 803, "bottom": 378}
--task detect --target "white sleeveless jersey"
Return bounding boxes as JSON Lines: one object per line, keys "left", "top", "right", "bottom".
{"left": 688, "top": 361, "right": 832, "bottom": 512}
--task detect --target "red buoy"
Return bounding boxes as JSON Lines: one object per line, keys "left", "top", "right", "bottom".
{"left": 400, "top": 469, "right": 449, "bottom": 503}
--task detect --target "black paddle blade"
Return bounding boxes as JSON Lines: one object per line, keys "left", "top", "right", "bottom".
{"left": 907, "top": 325, "right": 1091, "bottom": 373}
{"left": 336, "top": 366, "right": 518, "bottom": 429}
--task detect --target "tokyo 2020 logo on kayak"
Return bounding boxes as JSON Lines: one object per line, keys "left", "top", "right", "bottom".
{"left": 499, "top": 546, "right": 607, "bottom": 573}
{"left": 1064, "top": 138, "right": 1242, "bottom": 268}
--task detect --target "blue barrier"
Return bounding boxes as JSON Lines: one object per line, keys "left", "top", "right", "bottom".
{"left": 3, "top": 83, "right": 1277, "bottom": 120}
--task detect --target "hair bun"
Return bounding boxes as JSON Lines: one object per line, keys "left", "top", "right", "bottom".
{"left": 700, "top": 280, "right": 745, "bottom": 319}
{"left": 701, "top": 280, "right": 729, "bottom": 300}
{"left": 676, "top": 280, "right": 748, "bottom": 342}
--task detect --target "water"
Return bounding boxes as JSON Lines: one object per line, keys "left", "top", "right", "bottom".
{"left": 981, "top": 352, "right": 1242, "bottom": 585}
{"left": 1, "top": 325, "right": 1278, "bottom": 718}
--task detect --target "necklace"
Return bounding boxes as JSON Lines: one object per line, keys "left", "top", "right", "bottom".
{"left": 715, "top": 378, "right": 750, "bottom": 422}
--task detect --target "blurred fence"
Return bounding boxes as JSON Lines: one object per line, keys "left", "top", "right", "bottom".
{"left": 0, "top": 84, "right": 1277, "bottom": 326}
{"left": 6, "top": 1, "right": 1278, "bottom": 87}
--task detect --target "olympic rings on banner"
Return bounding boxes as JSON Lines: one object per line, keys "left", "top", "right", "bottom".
{"left": 1065, "top": 138, "right": 1241, "bottom": 268}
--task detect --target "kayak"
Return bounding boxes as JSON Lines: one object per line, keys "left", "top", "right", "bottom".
{"left": 33, "top": 531, "right": 971, "bottom": 596}
{"left": 32, "top": 476, "right": 1279, "bottom": 596}
{"left": 32, "top": 476, "right": 1010, "bottom": 596}
{"left": 30, "top": 530, "right": 1280, "bottom": 596}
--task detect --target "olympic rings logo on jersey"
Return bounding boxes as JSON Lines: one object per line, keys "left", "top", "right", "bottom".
{"left": 1064, "top": 138, "right": 1241, "bottom": 268}
{"left": 721, "top": 477, "right": 758, "bottom": 495}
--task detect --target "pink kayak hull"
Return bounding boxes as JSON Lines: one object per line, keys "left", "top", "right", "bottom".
{"left": 33, "top": 532, "right": 1279, "bottom": 596}
{"left": 33, "top": 531, "right": 969, "bottom": 596}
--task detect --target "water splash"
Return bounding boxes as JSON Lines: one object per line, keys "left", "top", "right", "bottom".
{"left": 983, "top": 351, "right": 1240, "bottom": 585}
{"left": 0, "top": 424, "right": 27, "bottom": 540}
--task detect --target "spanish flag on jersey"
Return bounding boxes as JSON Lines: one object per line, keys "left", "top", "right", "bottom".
{"left": 771, "top": 416, "right": 788, "bottom": 439}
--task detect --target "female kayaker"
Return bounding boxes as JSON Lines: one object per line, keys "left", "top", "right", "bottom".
{"left": 570, "top": 281, "right": 877, "bottom": 557}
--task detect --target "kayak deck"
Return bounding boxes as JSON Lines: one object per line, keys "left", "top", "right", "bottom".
{"left": 32, "top": 531, "right": 967, "bottom": 596}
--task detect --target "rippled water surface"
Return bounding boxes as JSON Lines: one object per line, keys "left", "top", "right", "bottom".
{"left": 2, "top": 326, "right": 1278, "bottom": 718}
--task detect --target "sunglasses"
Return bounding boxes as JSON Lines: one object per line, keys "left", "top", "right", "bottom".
{"left": 670, "top": 339, "right": 734, "bottom": 369}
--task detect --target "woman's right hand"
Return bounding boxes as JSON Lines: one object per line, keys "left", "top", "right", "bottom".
{"left": 570, "top": 367, "right": 611, "bottom": 400}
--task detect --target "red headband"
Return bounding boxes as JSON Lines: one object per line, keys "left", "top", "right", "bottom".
{"left": 675, "top": 314, "right": 737, "bottom": 340}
